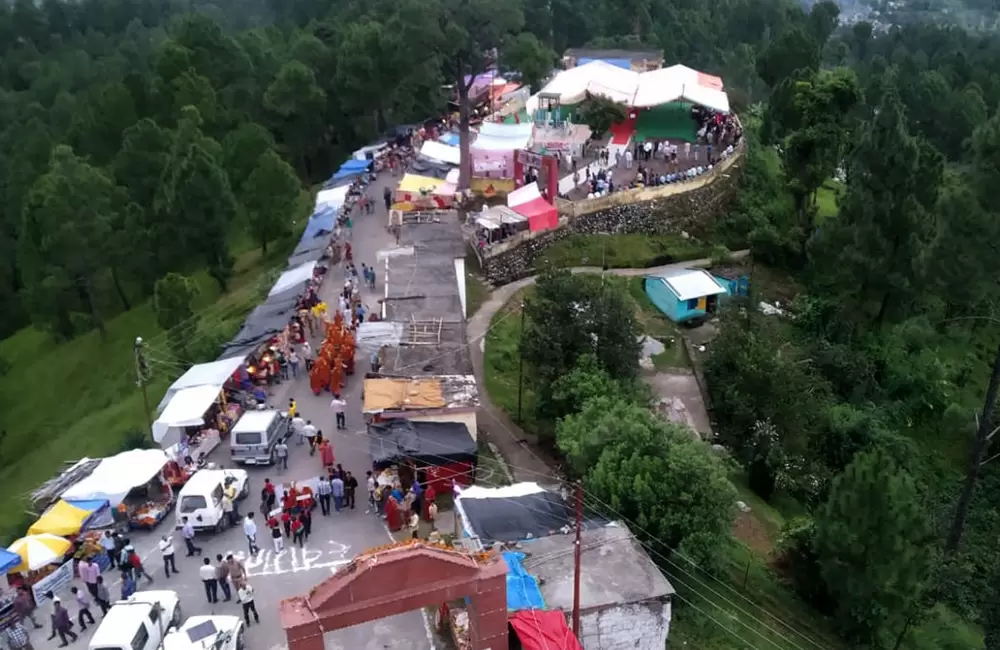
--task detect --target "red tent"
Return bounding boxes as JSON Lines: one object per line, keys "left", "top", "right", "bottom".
{"left": 509, "top": 610, "right": 583, "bottom": 650}
{"left": 513, "top": 197, "right": 558, "bottom": 232}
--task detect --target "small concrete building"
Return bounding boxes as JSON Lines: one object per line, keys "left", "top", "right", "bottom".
{"left": 644, "top": 268, "right": 729, "bottom": 323}
{"left": 562, "top": 48, "right": 664, "bottom": 72}
{"left": 521, "top": 525, "right": 675, "bottom": 650}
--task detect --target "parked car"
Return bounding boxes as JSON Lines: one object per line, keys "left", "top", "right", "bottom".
{"left": 163, "top": 616, "right": 245, "bottom": 650}
{"left": 176, "top": 469, "right": 249, "bottom": 532}
{"left": 229, "top": 409, "right": 288, "bottom": 466}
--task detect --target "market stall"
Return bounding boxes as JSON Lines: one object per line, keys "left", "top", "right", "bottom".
{"left": 62, "top": 449, "right": 173, "bottom": 530}
{"left": 369, "top": 420, "right": 477, "bottom": 493}
{"left": 27, "top": 499, "right": 110, "bottom": 537}
{"left": 5, "top": 534, "right": 75, "bottom": 606}
{"left": 157, "top": 356, "right": 247, "bottom": 412}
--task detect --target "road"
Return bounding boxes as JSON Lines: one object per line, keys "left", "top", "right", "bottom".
{"left": 26, "top": 168, "right": 439, "bottom": 650}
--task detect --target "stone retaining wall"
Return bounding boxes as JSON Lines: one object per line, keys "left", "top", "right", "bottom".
{"left": 477, "top": 150, "right": 745, "bottom": 286}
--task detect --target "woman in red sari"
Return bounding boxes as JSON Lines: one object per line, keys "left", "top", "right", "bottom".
{"left": 384, "top": 495, "right": 403, "bottom": 531}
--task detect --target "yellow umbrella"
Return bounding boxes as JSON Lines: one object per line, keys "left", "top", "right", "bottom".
{"left": 7, "top": 534, "right": 72, "bottom": 573}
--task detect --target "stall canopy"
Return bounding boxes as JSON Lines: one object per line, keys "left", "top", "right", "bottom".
{"left": 0, "top": 547, "right": 19, "bottom": 574}
{"left": 157, "top": 357, "right": 245, "bottom": 412}
{"left": 286, "top": 237, "right": 329, "bottom": 268}
{"left": 438, "top": 132, "right": 460, "bottom": 146}
{"left": 315, "top": 185, "right": 351, "bottom": 212}
{"left": 327, "top": 158, "right": 373, "bottom": 184}
{"left": 61, "top": 449, "right": 168, "bottom": 506}
{"left": 27, "top": 499, "right": 108, "bottom": 537}
{"left": 508, "top": 184, "right": 558, "bottom": 232}
{"left": 152, "top": 384, "right": 221, "bottom": 443}
{"left": 503, "top": 551, "right": 546, "bottom": 611}
{"left": 419, "top": 140, "right": 461, "bottom": 166}
{"left": 456, "top": 482, "right": 573, "bottom": 542}
{"left": 407, "top": 156, "right": 455, "bottom": 179}
{"left": 219, "top": 285, "right": 302, "bottom": 359}
{"left": 300, "top": 205, "right": 337, "bottom": 241}
{"left": 369, "top": 420, "right": 476, "bottom": 468}
{"left": 397, "top": 174, "right": 448, "bottom": 194}
{"left": 269, "top": 260, "right": 317, "bottom": 297}
{"left": 509, "top": 610, "right": 583, "bottom": 650}
{"left": 475, "top": 206, "right": 526, "bottom": 231}
{"left": 473, "top": 122, "right": 534, "bottom": 151}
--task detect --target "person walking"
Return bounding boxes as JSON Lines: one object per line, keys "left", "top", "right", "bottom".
{"left": 69, "top": 587, "right": 94, "bottom": 631}
{"left": 237, "top": 583, "right": 260, "bottom": 626}
{"left": 275, "top": 438, "right": 289, "bottom": 472}
{"left": 291, "top": 516, "right": 305, "bottom": 548}
{"left": 2, "top": 619, "right": 33, "bottom": 650}
{"left": 345, "top": 471, "right": 358, "bottom": 510}
{"left": 180, "top": 518, "right": 202, "bottom": 557}
{"left": 199, "top": 558, "right": 218, "bottom": 604}
{"left": 215, "top": 555, "right": 232, "bottom": 602}
{"left": 222, "top": 489, "right": 236, "bottom": 527}
{"left": 271, "top": 520, "right": 285, "bottom": 553}
{"left": 99, "top": 531, "right": 117, "bottom": 570}
{"left": 14, "top": 587, "right": 42, "bottom": 629}
{"left": 127, "top": 546, "right": 154, "bottom": 584}
{"left": 317, "top": 475, "right": 331, "bottom": 515}
{"left": 292, "top": 412, "right": 306, "bottom": 446}
{"left": 226, "top": 554, "right": 248, "bottom": 591}
{"left": 288, "top": 350, "right": 300, "bottom": 379}
{"left": 77, "top": 558, "right": 99, "bottom": 599}
{"left": 50, "top": 599, "right": 77, "bottom": 647}
{"left": 243, "top": 513, "right": 260, "bottom": 555}
{"left": 120, "top": 571, "right": 136, "bottom": 600}
{"left": 158, "top": 534, "right": 178, "bottom": 577}
{"left": 330, "top": 394, "right": 346, "bottom": 430}
{"left": 331, "top": 474, "right": 345, "bottom": 512}
{"left": 365, "top": 471, "right": 377, "bottom": 514}
{"left": 94, "top": 577, "right": 111, "bottom": 615}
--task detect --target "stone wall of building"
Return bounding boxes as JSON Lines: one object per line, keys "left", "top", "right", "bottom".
{"left": 478, "top": 154, "right": 744, "bottom": 286}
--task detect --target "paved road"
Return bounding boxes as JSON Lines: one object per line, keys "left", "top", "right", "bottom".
{"left": 26, "top": 169, "right": 438, "bottom": 650}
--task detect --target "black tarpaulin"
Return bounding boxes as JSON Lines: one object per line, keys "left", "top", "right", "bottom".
{"left": 406, "top": 156, "right": 454, "bottom": 179}
{"left": 369, "top": 420, "right": 476, "bottom": 467}
{"left": 218, "top": 285, "right": 302, "bottom": 359}
{"left": 286, "top": 239, "right": 328, "bottom": 268}
{"left": 459, "top": 491, "right": 574, "bottom": 542}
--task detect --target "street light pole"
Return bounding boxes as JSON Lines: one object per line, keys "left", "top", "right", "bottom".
{"left": 134, "top": 337, "right": 154, "bottom": 444}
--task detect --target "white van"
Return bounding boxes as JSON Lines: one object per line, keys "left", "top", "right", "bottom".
{"left": 163, "top": 616, "right": 244, "bottom": 650}
{"left": 89, "top": 591, "right": 182, "bottom": 650}
{"left": 176, "top": 469, "right": 249, "bottom": 532}
{"left": 229, "top": 410, "right": 288, "bottom": 466}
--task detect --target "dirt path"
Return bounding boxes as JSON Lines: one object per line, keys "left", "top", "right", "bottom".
{"left": 466, "top": 253, "right": 747, "bottom": 481}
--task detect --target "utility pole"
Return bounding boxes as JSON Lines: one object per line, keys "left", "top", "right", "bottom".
{"left": 134, "top": 336, "right": 154, "bottom": 444}
{"left": 516, "top": 302, "right": 526, "bottom": 424}
{"left": 572, "top": 480, "right": 583, "bottom": 638}
{"left": 946, "top": 340, "right": 1000, "bottom": 553}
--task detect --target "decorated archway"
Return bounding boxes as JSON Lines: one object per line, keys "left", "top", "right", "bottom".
{"left": 279, "top": 542, "right": 508, "bottom": 650}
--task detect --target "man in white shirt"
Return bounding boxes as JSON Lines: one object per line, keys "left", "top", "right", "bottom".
{"left": 199, "top": 558, "right": 218, "bottom": 604}
{"left": 181, "top": 517, "right": 202, "bottom": 557}
{"left": 291, "top": 413, "right": 306, "bottom": 445}
{"left": 330, "top": 393, "right": 347, "bottom": 430}
{"left": 158, "top": 534, "right": 177, "bottom": 577}
{"left": 242, "top": 514, "right": 259, "bottom": 555}
{"left": 302, "top": 420, "right": 317, "bottom": 447}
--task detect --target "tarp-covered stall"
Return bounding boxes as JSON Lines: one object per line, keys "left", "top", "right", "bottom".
{"left": 420, "top": 140, "right": 461, "bottom": 166}
{"left": 62, "top": 450, "right": 168, "bottom": 507}
{"left": 455, "top": 482, "right": 573, "bottom": 542}
{"left": 315, "top": 185, "right": 351, "bottom": 212}
{"left": 157, "top": 356, "right": 245, "bottom": 412}
{"left": 508, "top": 184, "right": 558, "bottom": 232}
{"left": 509, "top": 610, "right": 583, "bottom": 650}
{"left": 407, "top": 156, "right": 456, "bottom": 180}
{"left": 28, "top": 499, "right": 110, "bottom": 537}
{"left": 369, "top": 420, "right": 477, "bottom": 491}
{"left": 268, "top": 260, "right": 317, "bottom": 297}
{"left": 327, "top": 158, "right": 373, "bottom": 185}
{"left": 394, "top": 174, "right": 454, "bottom": 211}
{"left": 0, "top": 547, "right": 19, "bottom": 573}
{"left": 219, "top": 285, "right": 302, "bottom": 359}
{"left": 152, "top": 384, "right": 221, "bottom": 444}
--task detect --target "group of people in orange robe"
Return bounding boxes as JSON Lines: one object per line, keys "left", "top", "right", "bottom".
{"left": 307, "top": 311, "right": 356, "bottom": 395}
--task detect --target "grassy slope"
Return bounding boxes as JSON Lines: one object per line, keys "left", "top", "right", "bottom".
{"left": 481, "top": 270, "right": 983, "bottom": 650}
{"left": 535, "top": 233, "right": 714, "bottom": 270}
{"left": 0, "top": 241, "right": 290, "bottom": 543}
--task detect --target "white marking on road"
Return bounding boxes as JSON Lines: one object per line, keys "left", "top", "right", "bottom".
{"left": 228, "top": 543, "right": 352, "bottom": 577}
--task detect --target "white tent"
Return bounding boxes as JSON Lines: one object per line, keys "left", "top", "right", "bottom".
{"left": 269, "top": 260, "right": 317, "bottom": 297}
{"left": 420, "top": 140, "right": 461, "bottom": 166}
{"left": 156, "top": 357, "right": 245, "bottom": 412}
{"left": 62, "top": 449, "right": 169, "bottom": 506}
{"left": 152, "top": 384, "right": 222, "bottom": 443}
{"left": 473, "top": 122, "right": 534, "bottom": 151}
{"left": 315, "top": 185, "right": 351, "bottom": 212}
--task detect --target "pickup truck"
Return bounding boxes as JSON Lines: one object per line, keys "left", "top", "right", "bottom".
{"left": 163, "top": 616, "right": 245, "bottom": 650}
{"left": 88, "top": 590, "right": 182, "bottom": 650}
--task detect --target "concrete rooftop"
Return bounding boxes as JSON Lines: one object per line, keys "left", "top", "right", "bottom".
{"left": 385, "top": 218, "right": 466, "bottom": 323}
{"left": 520, "top": 524, "right": 674, "bottom": 613}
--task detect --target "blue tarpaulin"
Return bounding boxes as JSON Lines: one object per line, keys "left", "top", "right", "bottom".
{"left": 328, "top": 158, "right": 373, "bottom": 183}
{"left": 438, "top": 132, "right": 460, "bottom": 146}
{"left": 503, "top": 551, "right": 545, "bottom": 611}
{"left": 301, "top": 206, "right": 337, "bottom": 241}
{"left": 578, "top": 57, "right": 633, "bottom": 70}
{"left": 0, "top": 548, "right": 19, "bottom": 574}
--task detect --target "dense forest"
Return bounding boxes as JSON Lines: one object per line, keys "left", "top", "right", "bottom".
{"left": 5, "top": 0, "right": 1000, "bottom": 645}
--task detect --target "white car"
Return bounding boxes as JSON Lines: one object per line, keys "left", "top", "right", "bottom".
{"left": 177, "top": 469, "right": 250, "bottom": 532}
{"left": 164, "top": 616, "right": 245, "bottom": 650}
{"left": 89, "top": 590, "right": 182, "bottom": 650}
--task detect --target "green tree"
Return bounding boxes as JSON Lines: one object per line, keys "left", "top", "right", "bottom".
{"left": 756, "top": 27, "right": 820, "bottom": 89}
{"left": 809, "top": 78, "right": 942, "bottom": 329}
{"left": 815, "top": 448, "right": 934, "bottom": 648}
{"left": 581, "top": 405, "right": 736, "bottom": 565}
{"left": 549, "top": 354, "right": 642, "bottom": 424}
{"left": 264, "top": 60, "right": 327, "bottom": 177}
{"left": 153, "top": 272, "right": 199, "bottom": 362}
{"left": 241, "top": 149, "right": 302, "bottom": 254}
{"left": 19, "top": 145, "right": 117, "bottom": 338}
{"left": 221, "top": 122, "right": 275, "bottom": 193}
{"left": 503, "top": 32, "right": 555, "bottom": 92}
{"left": 576, "top": 93, "right": 628, "bottom": 138}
